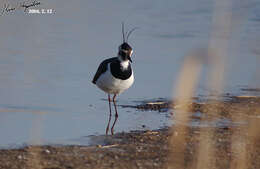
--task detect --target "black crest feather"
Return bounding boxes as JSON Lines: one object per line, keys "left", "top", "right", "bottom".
{"left": 121, "top": 22, "right": 139, "bottom": 43}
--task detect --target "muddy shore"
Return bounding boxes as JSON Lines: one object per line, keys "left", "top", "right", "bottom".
{"left": 0, "top": 95, "right": 259, "bottom": 169}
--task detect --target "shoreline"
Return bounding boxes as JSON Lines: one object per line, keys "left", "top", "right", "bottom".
{"left": 0, "top": 95, "right": 259, "bottom": 169}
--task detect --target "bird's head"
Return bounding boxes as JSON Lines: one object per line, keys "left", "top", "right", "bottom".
{"left": 118, "top": 42, "right": 133, "bottom": 62}
{"left": 118, "top": 22, "right": 138, "bottom": 63}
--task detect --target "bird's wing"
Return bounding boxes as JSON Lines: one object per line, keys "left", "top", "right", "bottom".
{"left": 92, "top": 57, "right": 117, "bottom": 84}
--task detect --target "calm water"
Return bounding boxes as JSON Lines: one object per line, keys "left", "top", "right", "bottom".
{"left": 0, "top": 0, "right": 259, "bottom": 148}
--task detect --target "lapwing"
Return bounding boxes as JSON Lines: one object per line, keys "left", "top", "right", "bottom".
{"left": 92, "top": 23, "right": 137, "bottom": 134}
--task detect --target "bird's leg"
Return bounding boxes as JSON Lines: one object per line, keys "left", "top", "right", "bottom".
{"left": 111, "top": 113, "right": 118, "bottom": 135}
{"left": 106, "top": 94, "right": 112, "bottom": 135}
{"left": 111, "top": 94, "right": 118, "bottom": 135}
{"left": 113, "top": 94, "right": 118, "bottom": 117}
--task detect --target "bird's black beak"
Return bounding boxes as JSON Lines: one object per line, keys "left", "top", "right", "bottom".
{"left": 128, "top": 56, "right": 132, "bottom": 62}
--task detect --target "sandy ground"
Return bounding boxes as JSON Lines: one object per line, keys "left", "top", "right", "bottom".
{"left": 0, "top": 95, "right": 259, "bottom": 169}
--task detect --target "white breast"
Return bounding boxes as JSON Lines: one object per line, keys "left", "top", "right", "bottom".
{"left": 95, "top": 63, "right": 134, "bottom": 94}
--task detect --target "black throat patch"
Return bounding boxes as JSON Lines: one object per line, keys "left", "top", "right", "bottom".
{"left": 110, "top": 60, "right": 132, "bottom": 80}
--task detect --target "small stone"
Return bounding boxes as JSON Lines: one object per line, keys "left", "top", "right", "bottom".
{"left": 17, "top": 155, "right": 23, "bottom": 160}
{"left": 44, "top": 149, "right": 50, "bottom": 154}
{"left": 154, "top": 162, "right": 159, "bottom": 167}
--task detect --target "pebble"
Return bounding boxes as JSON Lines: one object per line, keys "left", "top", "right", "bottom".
{"left": 44, "top": 149, "right": 51, "bottom": 154}
{"left": 17, "top": 155, "right": 23, "bottom": 160}
{"left": 153, "top": 162, "right": 159, "bottom": 167}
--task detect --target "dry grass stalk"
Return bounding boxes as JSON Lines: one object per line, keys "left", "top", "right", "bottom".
{"left": 168, "top": 56, "right": 202, "bottom": 169}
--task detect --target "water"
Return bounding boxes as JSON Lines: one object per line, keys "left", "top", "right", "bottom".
{"left": 0, "top": 0, "right": 260, "bottom": 148}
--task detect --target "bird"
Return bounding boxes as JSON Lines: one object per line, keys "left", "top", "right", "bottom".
{"left": 92, "top": 23, "right": 137, "bottom": 134}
